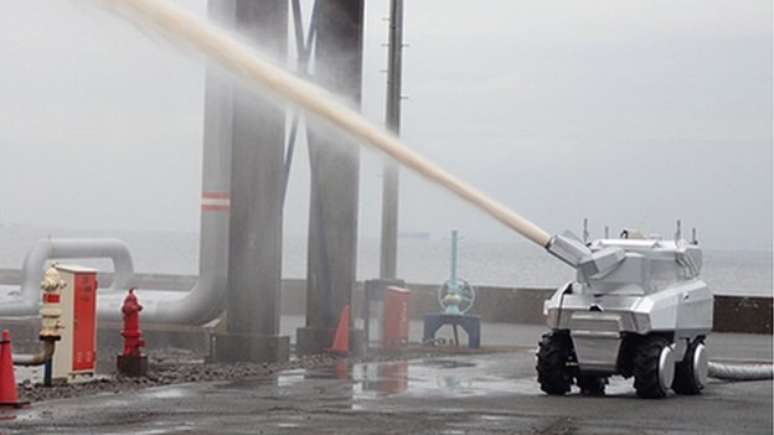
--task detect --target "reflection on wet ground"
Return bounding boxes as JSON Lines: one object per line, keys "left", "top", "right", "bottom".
{"left": 257, "top": 355, "right": 637, "bottom": 405}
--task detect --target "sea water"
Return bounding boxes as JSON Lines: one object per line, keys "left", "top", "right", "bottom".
{"left": 0, "top": 225, "right": 770, "bottom": 297}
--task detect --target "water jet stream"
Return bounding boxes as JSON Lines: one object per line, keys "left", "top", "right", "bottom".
{"left": 95, "top": 0, "right": 551, "bottom": 248}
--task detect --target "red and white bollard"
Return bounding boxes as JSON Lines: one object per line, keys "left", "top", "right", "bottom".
{"left": 116, "top": 288, "right": 148, "bottom": 377}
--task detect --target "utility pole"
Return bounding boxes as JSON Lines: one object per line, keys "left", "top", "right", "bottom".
{"left": 379, "top": 0, "right": 405, "bottom": 279}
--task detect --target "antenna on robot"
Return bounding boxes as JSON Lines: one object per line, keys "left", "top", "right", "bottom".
{"left": 675, "top": 219, "right": 682, "bottom": 241}
{"left": 582, "top": 218, "right": 590, "bottom": 244}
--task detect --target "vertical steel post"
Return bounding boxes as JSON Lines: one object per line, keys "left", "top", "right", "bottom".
{"left": 379, "top": 0, "right": 405, "bottom": 280}
{"left": 444, "top": 230, "right": 462, "bottom": 316}
{"left": 298, "top": 0, "right": 365, "bottom": 355}
{"left": 43, "top": 360, "right": 52, "bottom": 387}
{"left": 216, "top": 0, "right": 289, "bottom": 363}
{"left": 450, "top": 230, "right": 459, "bottom": 287}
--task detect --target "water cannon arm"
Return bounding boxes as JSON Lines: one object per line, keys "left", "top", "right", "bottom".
{"left": 546, "top": 232, "right": 590, "bottom": 268}
{"left": 546, "top": 232, "right": 626, "bottom": 278}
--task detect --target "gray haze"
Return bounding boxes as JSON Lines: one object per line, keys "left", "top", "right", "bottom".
{"left": 0, "top": 0, "right": 771, "bottom": 252}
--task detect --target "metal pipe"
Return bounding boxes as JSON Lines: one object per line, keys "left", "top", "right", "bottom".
{"left": 12, "top": 339, "right": 56, "bottom": 367}
{"left": 96, "top": 0, "right": 233, "bottom": 325}
{"left": 450, "top": 230, "right": 459, "bottom": 286}
{"left": 1, "top": 2, "right": 232, "bottom": 326}
{"left": 379, "top": 0, "right": 404, "bottom": 279}
{"left": 0, "top": 231, "right": 226, "bottom": 325}
{"left": 0, "top": 238, "right": 134, "bottom": 317}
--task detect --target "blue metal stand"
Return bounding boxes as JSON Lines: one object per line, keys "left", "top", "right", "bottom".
{"left": 423, "top": 313, "right": 481, "bottom": 349}
{"left": 422, "top": 230, "right": 481, "bottom": 349}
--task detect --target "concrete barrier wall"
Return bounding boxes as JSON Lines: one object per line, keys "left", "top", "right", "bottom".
{"left": 280, "top": 279, "right": 773, "bottom": 334}
{"left": 713, "top": 295, "right": 773, "bottom": 335}
{"left": 0, "top": 269, "right": 770, "bottom": 334}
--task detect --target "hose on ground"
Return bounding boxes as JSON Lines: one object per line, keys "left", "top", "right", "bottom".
{"left": 708, "top": 361, "right": 773, "bottom": 381}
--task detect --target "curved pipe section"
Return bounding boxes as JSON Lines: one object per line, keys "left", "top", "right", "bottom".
{"left": 12, "top": 340, "right": 56, "bottom": 367}
{"left": 97, "top": 205, "right": 229, "bottom": 324}
{"left": 708, "top": 361, "right": 774, "bottom": 381}
{"left": 1, "top": 17, "right": 231, "bottom": 325}
{"left": 0, "top": 238, "right": 134, "bottom": 317}
{"left": 97, "top": 44, "right": 232, "bottom": 325}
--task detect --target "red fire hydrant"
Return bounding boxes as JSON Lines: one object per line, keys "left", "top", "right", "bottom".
{"left": 117, "top": 288, "right": 148, "bottom": 376}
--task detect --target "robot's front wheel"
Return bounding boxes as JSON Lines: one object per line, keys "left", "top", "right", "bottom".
{"left": 536, "top": 332, "right": 573, "bottom": 395}
{"left": 633, "top": 335, "right": 675, "bottom": 399}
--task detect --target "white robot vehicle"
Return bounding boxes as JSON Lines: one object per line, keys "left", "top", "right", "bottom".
{"left": 538, "top": 227, "right": 713, "bottom": 398}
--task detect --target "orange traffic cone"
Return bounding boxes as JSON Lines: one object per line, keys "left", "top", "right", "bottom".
{"left": 325, "top": 305, "right": 350, "bottom": 355}
{"left": 0, "top": 330, "right": 27, "bottom": 408}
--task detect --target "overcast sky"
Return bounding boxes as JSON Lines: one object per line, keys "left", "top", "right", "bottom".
{"left": 0, "top": 0, "right": 771, "bottom": 251}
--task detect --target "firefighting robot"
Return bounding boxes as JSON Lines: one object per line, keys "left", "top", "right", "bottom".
{"left": 538, "top": 224, "right": 712, "bottom": 398}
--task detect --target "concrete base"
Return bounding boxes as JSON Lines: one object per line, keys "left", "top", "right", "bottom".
{"left": 423, "top": 313, "right": 481, "bottom": 349}
{"left": 213, "top": 333, "right": 290, "bottom": 364}
{"left": 100, "top": 322, "right": 210, "bottom": 354}
{"left": 350, "top": 329, "right": 366, "bottom": 358}
{"left": 296, "top": 327, "right": 336, "bottom": 356}
{"left": 117, "top": 354, "right": 148, "bottom": 377}
{"left": 296, "top": 327, "right": 365, "bottom": 357}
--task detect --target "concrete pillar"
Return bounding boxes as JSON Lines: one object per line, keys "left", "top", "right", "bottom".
{"left": 214, "top": 0, "right": 290, "bottom": 363}
{"left": 297, "top": 0, "right": 365, "bottom": 355}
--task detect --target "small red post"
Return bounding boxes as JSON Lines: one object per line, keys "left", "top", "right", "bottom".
{"left": 383, "top": 287, "right": 411, "bottom": 350}
{"left": 117, "top": 288, "right": 148, "bottom": 376}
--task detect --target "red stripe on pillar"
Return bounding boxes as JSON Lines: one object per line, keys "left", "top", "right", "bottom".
{"left": 202, "top": 205, "right": 230, "bottom": 212}
{"left": 202, "top": 192, "right": 230, "bottom": 199}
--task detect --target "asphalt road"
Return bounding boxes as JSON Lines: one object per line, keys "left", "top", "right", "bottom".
{"left": 0, "top": 345, "right": 771, "bottom": 434}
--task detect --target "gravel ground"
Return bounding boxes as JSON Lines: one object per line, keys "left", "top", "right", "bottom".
{"left": 17, "top": 345, "right": 513, "bottom": 403}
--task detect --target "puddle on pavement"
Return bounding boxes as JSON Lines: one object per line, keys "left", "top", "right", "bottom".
{"left": 221, "top": 355, "right": 636, "bottom": 405}
{"left": 352, "top": 358, "right": 540, "bottom": 399}
{"left": 131, "top": 426, "right": 194, "bottom": 435}
{"left": 264, "top": 357, "right": 547, "bottom": 402}
{"left": 415, "top": 359, "right": 477, "bottom": 369}
{"left": 140, "top": 386, "right": 191, "bottom": 400}
{"left": 479, "top": 414, "right": 511, "bottom": 421}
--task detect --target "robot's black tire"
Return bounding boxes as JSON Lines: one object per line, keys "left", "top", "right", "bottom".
{"left": 672, "top": 339, "right": 705, "bottom": 395}
{"left": 633, "top": 335, "right": 670, "bottom": 399}
{"left": 536, "top": 332, "right": 572, "bottom": 395}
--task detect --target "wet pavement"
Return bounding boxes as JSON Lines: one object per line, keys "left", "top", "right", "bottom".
{"left": 0, "top": 346, "right": 771, "bottom": 434}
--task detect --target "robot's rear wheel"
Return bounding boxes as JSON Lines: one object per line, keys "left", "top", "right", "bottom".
{"left": 536, "top": 332, "right": 573, "bottom": 395}
{"left": 633, "top": 335, "right": 674, "bottom": 399}
{"left": 672, "top": 339, "right": 707, "bottom": 395}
